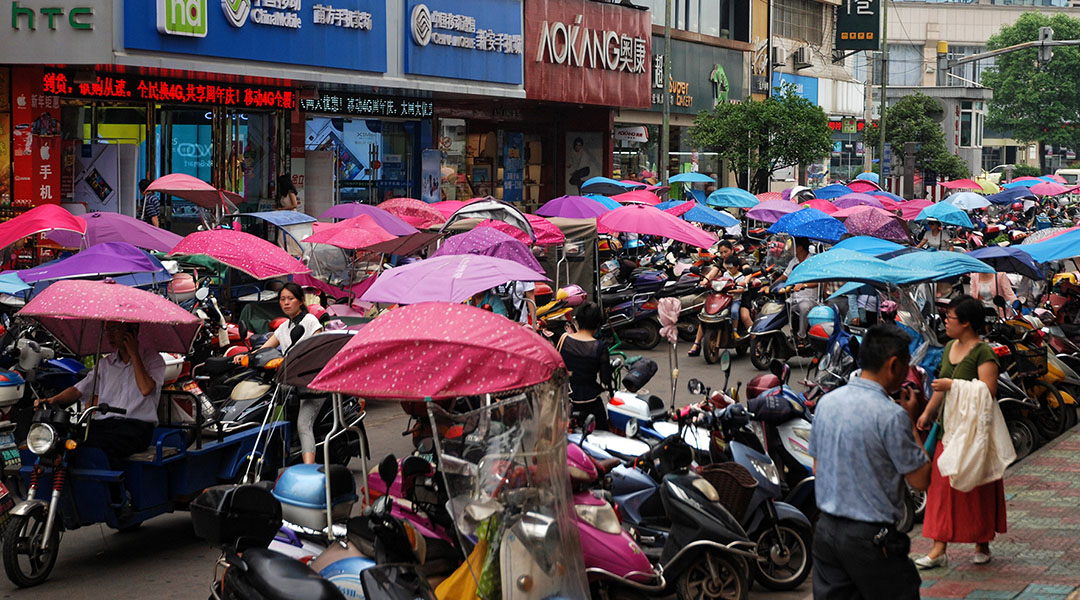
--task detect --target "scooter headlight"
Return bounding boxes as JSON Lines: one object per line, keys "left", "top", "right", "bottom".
{"left": 574, "top": 503, "right": 623, "bottom": 535}
{"left": 711, "top": 280, "right": 726, "bottom": 292}
{"left": 691, "top": 477, "right": 721, "bottom": 502}
{"left": 27, "top": 423, "right": 57, "bottom": 455}
{"left": 749, "top": 456, "right": 781, "bottom": 486}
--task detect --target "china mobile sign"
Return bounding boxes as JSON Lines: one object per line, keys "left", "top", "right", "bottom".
{"left": 526, "top": 0, "right": 651, "bottom": 108}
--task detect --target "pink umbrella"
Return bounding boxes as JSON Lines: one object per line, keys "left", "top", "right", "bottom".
{"left": 612, "top": 190, "right": 662, "bottom": 206}
{"left": 746, "top": 200, "right": 801, "bottom": 223}
{"left": 876, "top": 197, "right": 903, "bottom": 211}
{"left": 360, "top": 254, "right": 548, "bottom": 305}
{"left": 309, "top": 302, "right": 563, "bottom": 400}
{"left": 800, "top": 199, "right": 838, "bottom": 214}
{"left": 431, "top": 200, "right": 468, "bottom": 218}
{"left": 169, "top": 229, "right": 310, "bottom": 280}
{"left": 756, "top": 191, "right": 784, "bottom": 202}
{"left": 18, "top": 279, "right": 202, "bottom": 354}
{"left": 377, "top": 198, "right": 446, "bottom": 229}
{"left": 846, "top": 179, "right": 881, "bottom": 193}
{"left": 316, "top": 203, "right": 419, "bottom": 236}
{"left": 938, "top": 178, "right": 983, "bottom": 190}
{"left": 899, "top": 199, "right": 933, "bottom": 221}
{"left": 662, "top": 201, "right": 695, "bottom": 217}
{"left": 645, "top": 185, "right": 670, "bottom": 195}
{"left": 303, "top": 215, "right": 398, "bottom": 250}
{"left": 833, "top": 193, "right": 885, "bottom": 210}
{"left": 1048, "top": 174, "right": 1068, "bottom": 184}
{"left": 477, "top": 214, "right": 565, "bottom": 245}
{"left": 145, "top": 173, "right": 239, "bottom": 210}
{"left": 0, "top": 204, "right": 85, "bottom": 251}
{"left": 841, "top": 207, "right": 911, "bottom": 243}
{"left": 432, "top": 227, "right": 544, "bottom": 273}
{"left": 598, "top": 204, "right": 717, "bottom": 248}
{"left": 1030, "top": 182, "right": 1073, "bottom": 196}
{"left": 49, "top": 211, "right": 183, "bottom": 252}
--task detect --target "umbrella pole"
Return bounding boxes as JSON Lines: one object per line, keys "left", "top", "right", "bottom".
{"left": 669, "top": 337, "right": 679, "bottom": 412}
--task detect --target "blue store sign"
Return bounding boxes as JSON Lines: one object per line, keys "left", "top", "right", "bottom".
{"left": 124, "top": 0, "right": 387, "bottom": 72}
{"left": 404, "top": 0, "right": 523, "bottom": 85}
{"left": 772, "top": 72, "right": 819, "bottom": 105}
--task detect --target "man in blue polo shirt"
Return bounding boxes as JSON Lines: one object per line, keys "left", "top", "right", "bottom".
{"left": 809, "top": 324, "right": 931, "bottom": 599}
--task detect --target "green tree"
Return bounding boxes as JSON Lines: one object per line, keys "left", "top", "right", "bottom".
{"left": 690, "top": 86, "right": 832, "bottom": 192}
{"left": 1011, "top": 163, "right": 1042, "bottom": 178}
{"left": 981, "top": 12, "right": 1080, "bottom": 152}
{"left": 863, "top": 93, "right": 969, "bottom": 180}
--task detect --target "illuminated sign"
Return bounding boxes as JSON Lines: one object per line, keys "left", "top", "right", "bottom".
{"left": 835, "top": 0, "right": 880, "bottom": 51}
{"left": 404, "top": 0, "right": 523, "bottom": 85}
{"left": 828, "top": 118, "right": 866, "bottom": 132}
{"left": 40, "top": 69, "right": 297, "bottom": 109}
{"left": 299, "top": 92, "right": 433, "bottom": 118}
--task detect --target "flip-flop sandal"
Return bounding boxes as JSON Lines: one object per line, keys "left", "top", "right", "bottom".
{"left": 687, "top": 344, "right": 701, "bottom": 357}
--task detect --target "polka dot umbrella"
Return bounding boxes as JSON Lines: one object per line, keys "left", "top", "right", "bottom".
{"left": 18, "top": 279, "right": 202, "bottom": 355}
{"left": 378, "top": 198, "right": 447, "bottom": 229}
{"left": 476, "top": 214, "right": 565, "bottom": 245}
{"left": 303, "top": 215, "right": 398, "bottom": 250}
{"left": 169, "top": 229, "right": 310, "bottom": 280}
{"left": 308, "top": 302, "right": 564, "bottom": 400}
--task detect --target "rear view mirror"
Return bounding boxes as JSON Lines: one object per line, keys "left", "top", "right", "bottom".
{"left": 993, "top": 295, "right": 1007, "bottom": 309}
{"left": 687, "top": 378, "right": 706, "bottom": 395}
{"left": 401, "top": 456, "right": 430, "bottom": 479}
{"left": 195, "top": 287, "right": 209, "bottom": 302}
{"left": 769, "top": 360, "right": 784, "bottom": 380}
{"left": 583, "top": 413, "right": 596, "bottom": 434}
{"left": 378, "top": 454, "right": 398, "bottom": 489}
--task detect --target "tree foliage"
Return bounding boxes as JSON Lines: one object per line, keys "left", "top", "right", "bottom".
{"left": 863, "top": 93, "right": 969, "bottom": 179}
{"left": 690, "top": 86, "right": 832, "bottom": 192}
{"left": 1010, "top": 163, "right": 1042, "bottom": 178}
{"left": 981, "top": 12, "right": 1080, "bottom": 148}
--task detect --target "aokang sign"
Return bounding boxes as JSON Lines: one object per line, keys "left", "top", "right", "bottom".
{"left": 525, "top": 0, "right": 651, "bottom": 109}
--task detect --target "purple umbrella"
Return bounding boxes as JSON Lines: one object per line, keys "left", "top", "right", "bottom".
{"left": 317, "top": 203, "right": 419, "bottom": 236}
{"left": 431, "top": 227, "right": 544, "bottom": 273}
{"left": 832, "top": 193, "right": 885, "bottom": 210}
{"left": 746, "top": 200, "right": 801, "bottom": 223}
{"left": 19, "top": 242, "right": 169, "bottom": 283}
{"left": 842, "top": 207, "right": 911, "bottom": 243}
{"left": 48, "top": 212, "right": 183, "bottom": 253}
{"left": 360, "top": 254, "right": 548, "bottom": 305}
{"left": 536, "top": 195, "right": 610, "bottom": 219}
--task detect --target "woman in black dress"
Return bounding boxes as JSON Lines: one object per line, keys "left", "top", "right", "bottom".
{"left": 557, "top": 302, "right": 613, "bottom": 429}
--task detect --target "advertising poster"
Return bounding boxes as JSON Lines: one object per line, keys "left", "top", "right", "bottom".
{"left": 74, "top": 144, "right": 120, "bottom": 213}
{"left": 565, "top": 132, "right": 603, "bottom": 195}
{"left": 404, "top": 0, "right": 523, "bottom": 84}
{"left": 0, "top": 67, "right": 10, "bottom": 207}
{"left": 503, "top": 132, "right": 524, "bottom": 203}
{"left": 421, "top": 149, "right": 441, "bottom": 204}
{"left": 12, "top": 66, "right": 60, "bottom": 207}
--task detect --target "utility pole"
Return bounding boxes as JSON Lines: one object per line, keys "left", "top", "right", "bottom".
{"left": 878, "top": 0, "right": 888, "bottom": 182}
{"left": 660, "top": 0, "right": 672, "bottom": 187}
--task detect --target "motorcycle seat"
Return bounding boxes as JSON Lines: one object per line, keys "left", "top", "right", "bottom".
{"left": 1060, "top": 322, "right": 1080, "bottom": 338}
{"left": 240, "top": 547, "right": 346, "bottom": 600}
{"left": 594, "top": 457, "right": 623, "bottom": 474}
{"left": 203, "top": 356, "right": 235, "bottom": 376}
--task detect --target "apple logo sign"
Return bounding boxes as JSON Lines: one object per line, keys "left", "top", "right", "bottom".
{"left": 39, "top": 144, "right": 50, "bottom": 160}
{"left": 15, "top": 95, "right": 26, "bottom": 108}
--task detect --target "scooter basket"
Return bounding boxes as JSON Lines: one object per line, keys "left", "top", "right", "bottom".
{"left": 1012, "top": 345, "right": 1048, "bottom": 378}
{"left": 699, "top": 462, "right": 758, "bottom": 519}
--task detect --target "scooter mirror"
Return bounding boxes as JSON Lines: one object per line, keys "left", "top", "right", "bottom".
{"left": 687, "top": 378, "right": 706, "bottom": 395}
{"left": 769, "top": 359, "right": 785, "bottom": 380}
{"left": 195, "top": 287, "right": 210, "bottom": 302}
{"left": 401, "top": 456, "right": 430, "bottom": 480}
{"left": 237, "top": 321, "right": 248, "bottom": 341}
{"left": 849, "top": 337, "right": 860, "bottom": 364}
{"left": 378, "top": 454, "right": 399, "bottom": 489}
{"left": 993, "top": 295, "right": 1007, "bottom": 310}
{"left": 719, "top": 351, "right": 732, "bottom": 374}
{"left": 583, "top": 413, "right": 596, "bottom": 434}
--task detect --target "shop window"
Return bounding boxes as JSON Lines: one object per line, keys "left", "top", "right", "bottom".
{"left": 959, "top": 101, "right": 982, "bottom": 148}
{"left": 774, "top": 0, "right": 824, "bottom": 45}
{"left": 306, "top": 116, "right": 416, "bottom": 205}
{"left": 644, "top": 0, "right": 747, "bottom": 40}
{"left": 438, "top": 118, "right": 469, "bottom": 201}
{"left": 887, "top": 44, "right": 924, "bottom": 87}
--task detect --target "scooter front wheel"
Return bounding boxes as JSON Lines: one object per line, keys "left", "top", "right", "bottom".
{"left": 2, "top": 512, "right": 60, "bottom": 588}
{"left": 675, "top": 550, "right": 748, "bottom": 600}
{"left": 749, "top": 336, "right": 774, "bottom": 372}
{"left": 750, "top": 519, "right": 813, "bottom": 591}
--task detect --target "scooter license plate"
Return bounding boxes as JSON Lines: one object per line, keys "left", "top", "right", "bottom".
{"left": 0, "top": 433, "right": 15, "bottom": 451}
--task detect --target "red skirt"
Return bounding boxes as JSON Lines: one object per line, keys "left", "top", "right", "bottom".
{"left": 922, "top": 441, "right": 1007, "bottom": 543}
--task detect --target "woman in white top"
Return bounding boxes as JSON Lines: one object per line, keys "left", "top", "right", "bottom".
{"left": 967, "top": 271, "right": 1016, "bottom": 317}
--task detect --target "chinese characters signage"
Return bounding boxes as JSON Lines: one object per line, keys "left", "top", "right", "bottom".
{"left": 299, "top": 92, "right": 433, "bottom": 118}
{"left": 41, "top": 69, "right": 297, "bottom": 109}
{"left": 525, "top": 0, "right": 652, "bottom": 108}
{"left": 649, "top": 37, "right": 745, "bottom": 114}
{"left": 835, "top": 0, "right": 880, "bottom": 51}
{"left": 12, "top": 67, "right": 60, "bottom": 208}
{"left": 404, "top": 0, "right": 523, "bottom": 85}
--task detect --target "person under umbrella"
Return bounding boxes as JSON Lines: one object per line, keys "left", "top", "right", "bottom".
{"left": 773, "top": 237, "right": 818, "bottom": 347}
{"left": 918, "top": 218, "right": 952, "bottom": 250}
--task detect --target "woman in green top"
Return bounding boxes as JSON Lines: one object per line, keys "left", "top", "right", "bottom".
{"left": 914, "top": 295, "right": 1006, "bottom": 569}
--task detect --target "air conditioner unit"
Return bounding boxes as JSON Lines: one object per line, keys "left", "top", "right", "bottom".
{"left": 794, "top": 47, "right": 812, "bottom": 68}
{"left": 771, "top": 47, "right": 786, "bottom": 67}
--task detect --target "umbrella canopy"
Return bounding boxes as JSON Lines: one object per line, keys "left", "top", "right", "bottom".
{"left": 1030, "top": 181, "right": 1074, "bottom": 196}
{"left": 18, "top": 279, "right": 202, "bottom": 355}
{"left": 0, "top": 273, "right": 28, "bottom": 296}
{"left": 854, "top": 172, "right": 880, "bottom": 183}
{"left": 1012, "top": 176, "right": 1048, "bottom": 183}
{"left": 0, "top": 205, "right": 86, "bottom": 252}
{"left": 612, "top": 190, "right": 661, "bottom": 206}
{"left": 986, "top": 187, "right": 1037, "bottom": 205}
{"left": 536, "top": 195, "right": 610, "bottom": 219}
{"left": 785, "top": 249, "right": 933, "bottom": 287}
{"left": 833, "top": 193, "right": 885, "bottom": 210}
{"left": 477, "top": 214, "right": 565, "bottom": 245}
{"left": 814, "top": 184, "right": 853, "bottom": 200}
{"left": 869, "top": 190, "right": 904, "bottom": 202}
{"left": 800, "top": 199, "right": 839, "bottom": 214}
{"left": 1022, "top": 226, "right": 1074, "bottom": 245}
{"left": 309, "top": 302, "right": 563, "bottom": 399}
{"left": 841, "top": 208, "right": 909, "bottom": 242}
{"left": 317, "top": 203, "right": 419, "bottom": 236}
{"left": 441, "top": 200, "right": 534, "bottom": 242}
{"left": 945, "top": 192, "right": 991, "bottom": 210}
{"left": 363, "top": 232, "right": 442, "bottom": 257}
{"left": 432, "top": 227, "right": 544, "bottom": 273}
{"left": 597, "top": 204, "right": 718, "bottom": 248}
{"left": 645, "top": 185, "right": 670, "bottom": 196}
{"left": 275, "top": 331, "right": 356, "bottom": 388}
{"left": 378, "top": 198, "right": 446, "bottom": 229}
{"left": 768, "top": 208, "right": 848, "bottom": 243}
{"left": 48, "top": 211, "right": 182, "bottom": 253}
{"left": 19, "top": 242, "right": 169, "bottom": 284}
{"left": 847, "top": 180, "right": 881, "bottom": 193}
{"left": 1023, "top": 228, "right": 1080, "bottom": 262}
{"left": 833, "top": 236, "right": 905, "bottom": 256}
{"left": 656, "top": 200, "right": 694, "bottom": 216}
{"left": 677, "top": 203, "right": 738, "bottom": 227}
{"left": 974, "top": 178, "right": 1000, "bottom": 195}
{"left": 169, "top": 229, "right": 310, "bottom": 280}
{"left": 706, "top": 187, "right": 758, "bottom": 208}
{"left": 887, "top": 250, "right": 995, "bottom": 282}
{"left": 756, "top": 191, "right": 783, "bottom": 202}
{"left": 580, "top": 177, "right": 642, "bottom": 196}
{"left": 747, "top": 200, "right": 801, "bottom": 223}
{"left": 967, "top": 246, "right": 1044, "bottom": 279}
{"left": 145, "top": 173, "right": 238, "bottom": 211}
{"left": 584, "top": 194, "right": 621, "bottom": 210}
{"left": 360, "top": 255, "right": 548, "bottom": 305}
{"left": 899, "top": 199, "right": 934, "bottom": 221}
{"left": 669, "top": 172, "right": 716, "bottom": 184}
{"left": 939, "top": 178, "right": 983, "bottom": 191}
{"left": 430, "top": 200, "right": 469, "bottom": 218}
{"left": 303, "top": 215, "right": 398, "bottom": 250}
{"left": 914, "top": 202, "right": 974, "bottom": 228}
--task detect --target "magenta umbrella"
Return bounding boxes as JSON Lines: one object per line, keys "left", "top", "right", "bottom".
{"left": 477, "top": 214, "right": 565, "bottom": 246}
{"left": 837, "top": 206, "right": 911, "bottom": 243}
{"left": 832, "top": 193, "right": 885, "bottom": 210}
{"left": 612, "top": 190, "right": 662, "bottom": 206}
{"left": 309, "top": 302, "right": 563, "bottom": 399}
{"left": 899, "top": 200, "right": 933, "bottom": 221}
{"left": 846, "top": 179, "right": 881, "bottom": 193}
{"left": 18, "top": 280, "right": 202, "bottom": 354}
{"left": 433, "top": 227, "right": 544, "bottom": 273}
{"left": 169, "top": 229, "right": 310, "bottom": 280}
{"left": 746, "top": 200, "right": 801, "bottom": 223}
{"left": 49, "top": 211, "right": 183, "bottom": 253}
{"left": 598, "top": 204, "right": 717, "bottom": 248}
{"left": 145, "top": 173, "right": 239, "bottom": 210}
{"left": 1030, "top": 181, "right": 1074, "bottom": 196}
{"left": 361, "top": 254, "right": 548, "bottom": 305}
{"left": 304, "top": 215, "right": 398, "bottom": 250}
{"left": 317, "top": 203, "right": 419, "bottom": 236}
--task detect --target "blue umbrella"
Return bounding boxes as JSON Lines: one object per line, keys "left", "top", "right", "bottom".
{"left": 832, "top": 236, "right": 905, "bottom": 256}
{"left": 1001, "top": 180, "right": 1036, "bottom": 189}
{"left": 768, "top": 208, "right": 848, "bottom": 243}
{"left": 670, "top": 172, "right": 716, "bottom": 184}
{"left": 814, "top": 184, "right": 854, "bottom": 200}
{"left": 682, "top": 204, "right": 738, "bottom": 227}
{"left": 0, "top": 272, "right": 29, "bottom": 296}
{"left": 868, "top": 190, "right": 904, "bottom": 203}
{"left": 580, "top": 177, "right": 644, "bottom": 196}
{"left": 855, "top": 172, "right": 881, "bottom": 184}
{"left": 888, "top": 250, "right": 995, "bottom": 282}
{"left": 584, "top": 194, "right": 621, "bottom": 210}
{"left": 967, "top": 246, "right": 1044, "bottom": 280}
{"left": 706, "top": 187, "right": 758, "bottom": 208}
{"left": 1023, "top": 228, "right": 1080, "bottom": 263}
{"left": 785, "top": 249, "right": 935, "bottom": 287}
{"left": 986, "top": 187, "right": 1038, "bottom": 205}
{"left": 656, "top": 200, "right": 687, "bottom": 211}
{"left": 915, "top": 203, "right": 974, "bottom": 228}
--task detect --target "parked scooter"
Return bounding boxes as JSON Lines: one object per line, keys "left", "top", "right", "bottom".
{"left": 747, "top": 291, "right": 820, "bottom": 371}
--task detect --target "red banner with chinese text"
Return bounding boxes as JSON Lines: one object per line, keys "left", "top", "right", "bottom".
{"left": 12, "top": 67, "right": 60, "bottom": 208}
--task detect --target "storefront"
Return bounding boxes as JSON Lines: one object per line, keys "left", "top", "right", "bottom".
{"left": 613, "top": 35, "right": 749, "bottom": 192}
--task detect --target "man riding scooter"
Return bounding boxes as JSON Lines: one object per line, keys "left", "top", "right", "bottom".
{"left": 774, "top": 237, "right": 818, "bottom": 349}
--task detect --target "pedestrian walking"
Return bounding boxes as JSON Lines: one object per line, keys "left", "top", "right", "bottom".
{"left": 276, "top": 174, "right": 298, "bottom": 211}
{"left": 916, "top": 294, "right": 1007, "bottom": 568}
{"left": 809, "top": 324, "right": 931, "bottom": 599}
{"left": 137, "top": 178, "right": 161, "bottom": 228}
